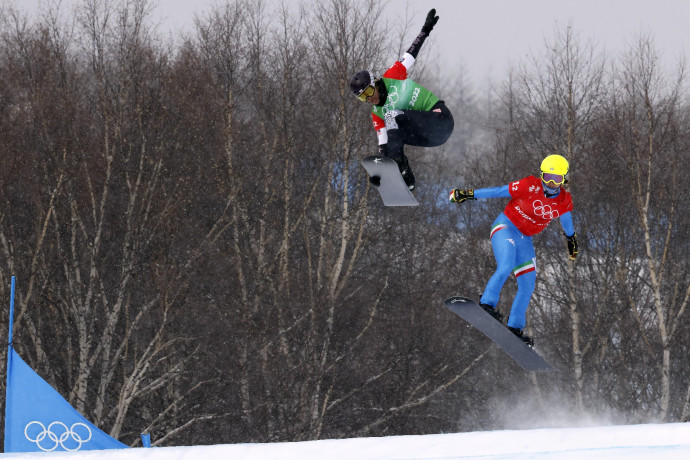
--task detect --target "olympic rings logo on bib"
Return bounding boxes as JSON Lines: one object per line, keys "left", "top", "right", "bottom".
{"left": 24, "top": 421, "right": 93, "bottom": 451}
{"left": 533, "top": 200, "right": 559, "bottom": 219}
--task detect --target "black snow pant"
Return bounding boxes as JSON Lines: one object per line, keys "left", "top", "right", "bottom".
{"left": 384, "top": 101, "right": 454, "bottom": 164}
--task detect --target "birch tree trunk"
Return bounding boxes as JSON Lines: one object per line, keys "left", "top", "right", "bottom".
{"left": 611, "top": 35, "right": 687, "bottom": 421}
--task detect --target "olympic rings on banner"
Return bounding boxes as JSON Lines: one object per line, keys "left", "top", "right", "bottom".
{"left": 24, "top": 421, "right": 92, "bottom": 451}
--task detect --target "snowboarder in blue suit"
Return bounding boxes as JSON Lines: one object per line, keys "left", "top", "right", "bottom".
{"left": 450, "top": 155, "right": 579, "bottom": 346}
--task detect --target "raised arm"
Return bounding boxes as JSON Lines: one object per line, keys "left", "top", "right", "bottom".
{"left": 400, "top": 9, "right": 439, "bottom": 69}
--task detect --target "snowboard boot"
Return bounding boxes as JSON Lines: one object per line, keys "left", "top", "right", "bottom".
{"left": 398, "top": 156, "right": 415, "bottom": 191}
{"left": 507, "top": 326, "right": 534, "bottom": 348}
{"left": 480, "top": 303, "right": 504, "bottom": 324}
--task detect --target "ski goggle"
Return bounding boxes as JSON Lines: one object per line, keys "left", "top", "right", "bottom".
{"left": 541, "top": 172, "right": 565, "bottom": 185}
{"left": 356, "top": 84, "right": 376, "bottom": 101}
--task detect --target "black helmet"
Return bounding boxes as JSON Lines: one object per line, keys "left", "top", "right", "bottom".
{"left": 350, "top": 70, "right": 373, "bottom": 96}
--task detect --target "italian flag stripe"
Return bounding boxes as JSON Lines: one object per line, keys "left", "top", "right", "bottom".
{"left": 490, "top": 224, "right": 508, "bottom": 238}
{"left": 513, "top": 260, "right": 536, "bottom": 277}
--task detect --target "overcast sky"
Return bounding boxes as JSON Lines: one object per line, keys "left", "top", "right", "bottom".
{"left": 11, "top": 0, "right": 690, "bottom": 86}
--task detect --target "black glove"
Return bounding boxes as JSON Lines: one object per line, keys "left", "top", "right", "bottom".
{"left": 565, "top": 233, "right": 578, "bottom": 260}
{"left": 369, "top": 175, "right": 381, "bottom": 187}
{"left": 422, "top": 9, "right": 439, "bottom": 34}
{"left": 449, "top": 189, "right": 475, "bottom": 203}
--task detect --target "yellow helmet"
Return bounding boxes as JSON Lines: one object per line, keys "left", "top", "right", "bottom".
{"left": 540, "top": 155, "right": 569, "bottom": 185}
{"left": 541, "top": 155, "right": 569, "bottom": 175}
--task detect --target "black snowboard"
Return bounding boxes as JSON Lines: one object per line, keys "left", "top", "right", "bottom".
{"left": 362, "top": 155, "right": 418, "bottom": 207}
{"left": 444, "top": 296, "right": 554, "bottom": 372}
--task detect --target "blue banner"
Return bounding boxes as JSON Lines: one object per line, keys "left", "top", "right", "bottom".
{"left": 4, "top": 348, "right": 129, "bottom": 452}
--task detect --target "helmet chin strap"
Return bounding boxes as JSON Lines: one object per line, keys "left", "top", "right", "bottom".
{"left": 542, "top": 182, "right": 560, "bottom": 197}
{"left": 375, "top": 79, "right": 387, "bottom": 106}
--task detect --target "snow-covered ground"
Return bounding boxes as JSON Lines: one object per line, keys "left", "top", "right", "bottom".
{"left": 2, "top": 422, "right": 690, "bottom": 459}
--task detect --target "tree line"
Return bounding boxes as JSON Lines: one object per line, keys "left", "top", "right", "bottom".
{"left": 0, "top": 0, "right": 688, "bottom": 448}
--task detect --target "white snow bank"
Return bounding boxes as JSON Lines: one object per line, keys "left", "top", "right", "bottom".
{"left": 2, "top": 422, "right": 690, "bottom": 459}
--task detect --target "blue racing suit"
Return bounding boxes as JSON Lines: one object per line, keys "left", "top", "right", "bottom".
{"left": 476, "top": 182, "right": 575, "bottom": 330}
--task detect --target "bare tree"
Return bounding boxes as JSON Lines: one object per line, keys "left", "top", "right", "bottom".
{"left": 0, "top": 0, "right": 219, "bottom": 444}
{"left": 604, "top": 34, "right": 689, "bottom": 421}
{"left": 490, "top": 23, "right": 607, "bottom": 414}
